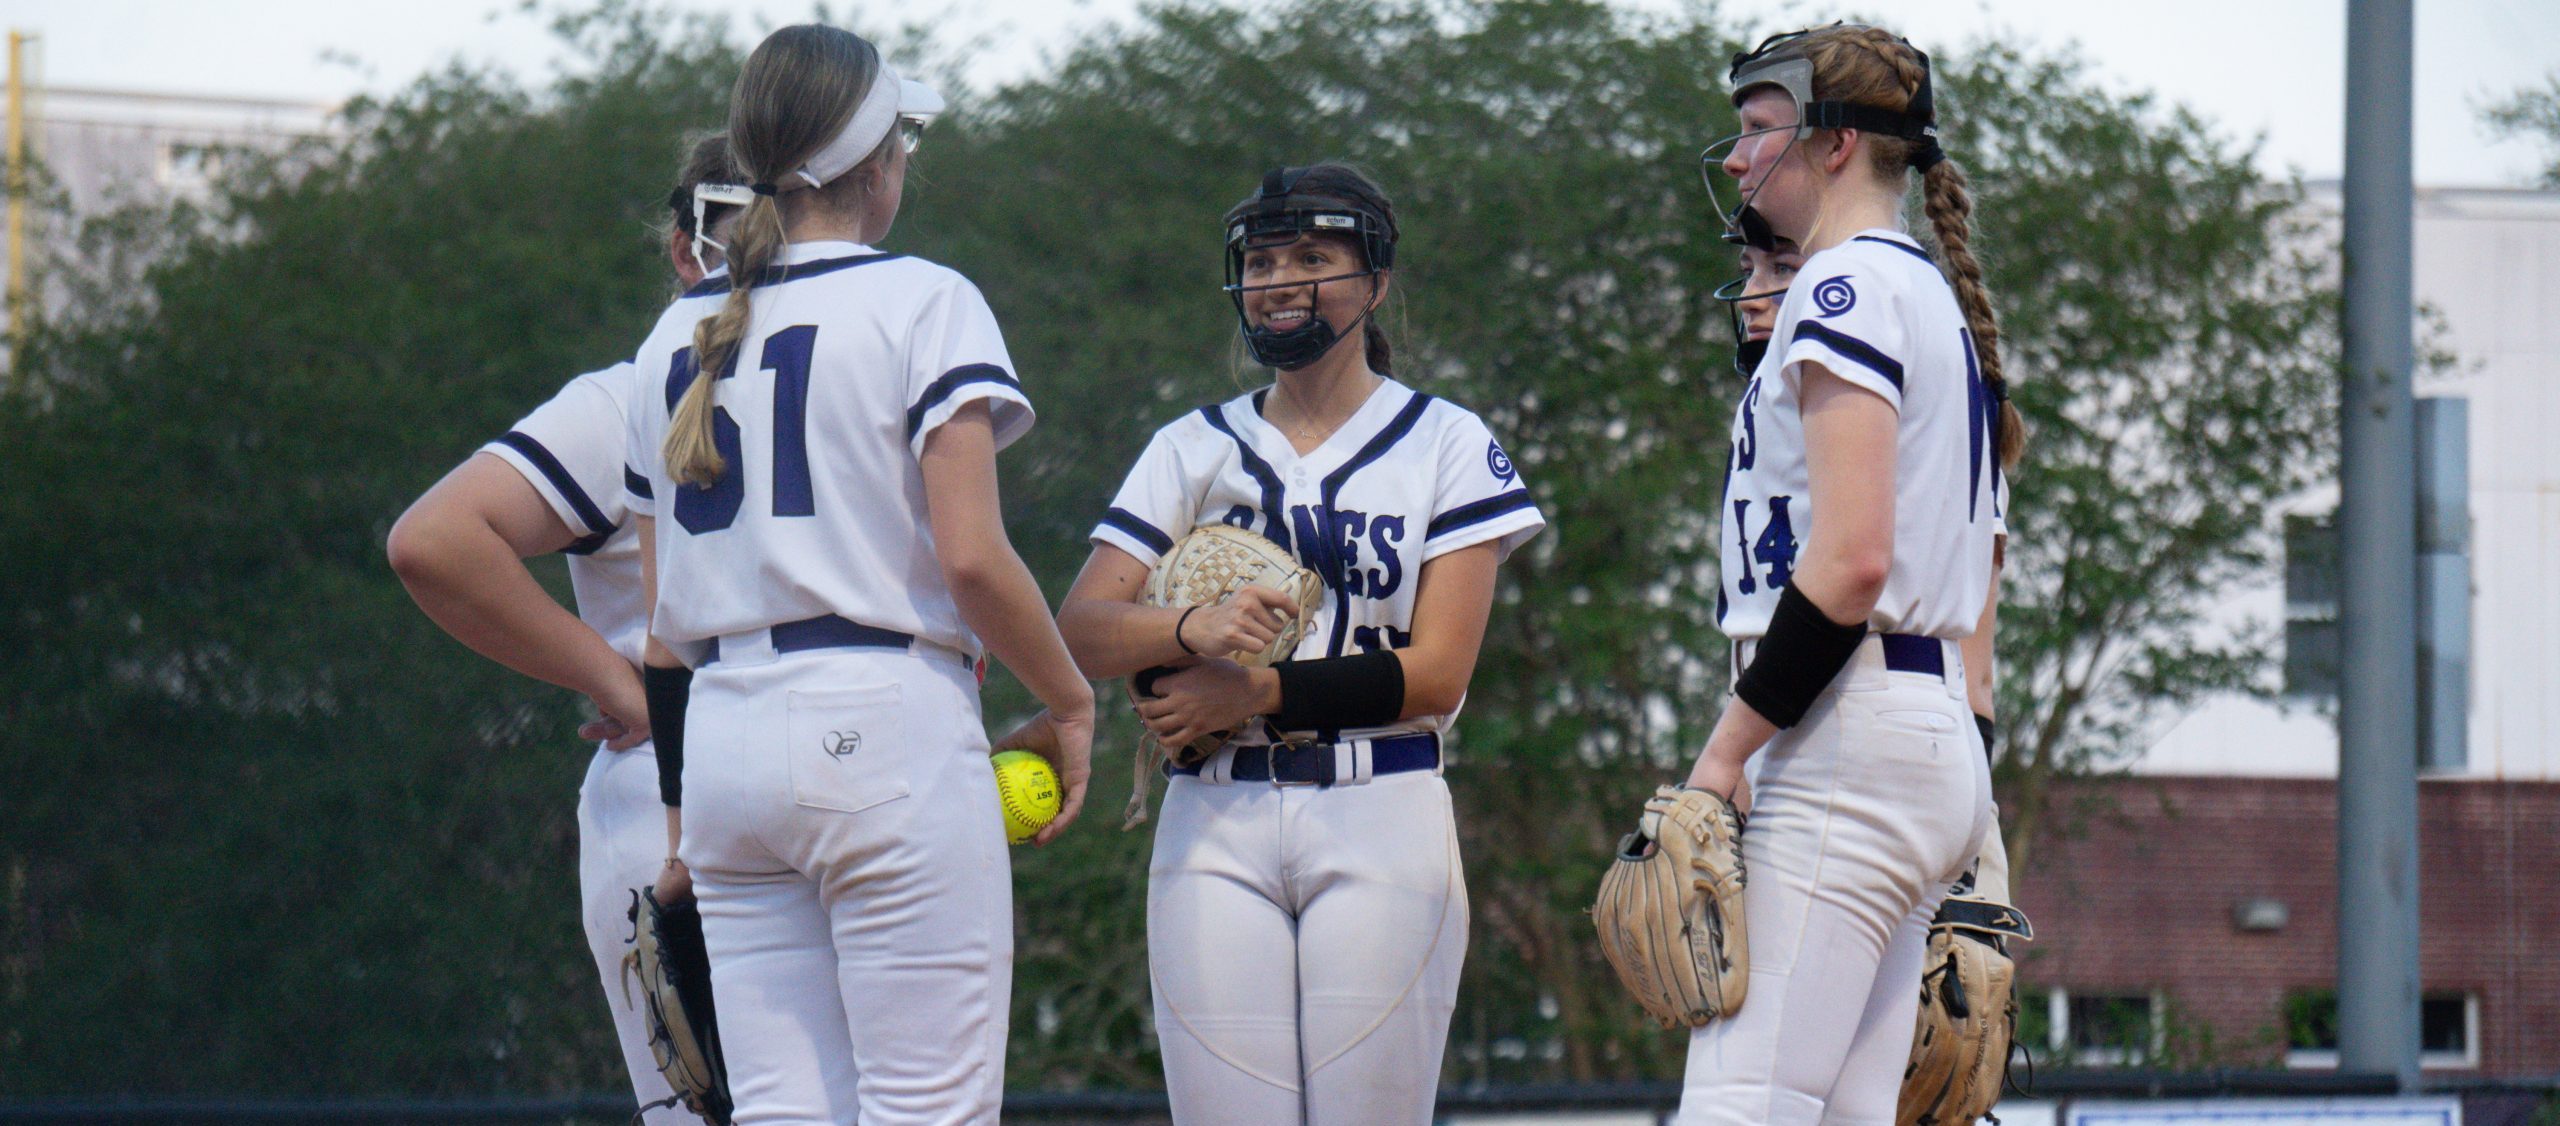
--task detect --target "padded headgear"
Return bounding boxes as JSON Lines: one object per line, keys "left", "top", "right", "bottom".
{"left": 1220, "top": 166, "right": 1399, "bottom": 371}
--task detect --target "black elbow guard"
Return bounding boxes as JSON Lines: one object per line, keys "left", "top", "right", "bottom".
{"left": 645, "top": 663, "right": 694, "bottom": 806}
{"left": 1271, "top": 649, "right": 1406, "bottom": 733}
{"left": 1732, "top": 584, "right": 1869, "bottom": 729}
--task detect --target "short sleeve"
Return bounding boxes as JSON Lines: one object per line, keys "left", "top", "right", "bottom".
{"left": 1779, "top": 265, "right": 1909, "bottom": 411}
{"left": 1422, "top": 412, "right": 1544, "bottom": 564}
{"left": 622, "top": 360, "right": 662, "bottom": 518}
{"left": 905, "top": 276, "right": 1033, "bottom": 458}
{"left": 480, "top": 366, "right": 632, "bottom": 544}
{"left": 1089, "top": 427, "right": 1195, "bottom": 568}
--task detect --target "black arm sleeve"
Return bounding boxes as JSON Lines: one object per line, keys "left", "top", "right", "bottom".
{"left": 1271, "top": 649, "right": 1406, "bottom": 733}
{"left": 1732, "top": 583, "right": 1869, "bottom": 729}
{"left": 1974, "top": 712, "right": 1995, "bottom": 762}
{"left": 645, "top": 664, "right": 694, "bottom": 806}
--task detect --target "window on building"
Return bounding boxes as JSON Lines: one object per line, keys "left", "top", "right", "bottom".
{"left": 2283, "top": 989, "right": 2477, "bottom": 1069}
{"left": 2284, "top": 512, "right": 2339, "bottom": 698}
{"left": 2024, "top": 989, "right": 2163, "bottom": 1066}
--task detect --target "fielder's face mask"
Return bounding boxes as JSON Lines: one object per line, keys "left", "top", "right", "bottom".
{"left": 1221, "top": 166, "right": 1397, "bottom": 371}
{"left": 1699, "top": 26, "right": 1945, "bottom": 251}
{"left": 680, "top": 182, "right": 754, "bottom": 278}
{"left": 1713, "top": 237, "right": 1803, "bottom": 375}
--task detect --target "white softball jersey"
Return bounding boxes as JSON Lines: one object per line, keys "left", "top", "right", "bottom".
{"left": 622, "top": 241, "right": 1032, "bottom": 656}
{"left": 1090, "top": 377, "right": 1545, "bottom": 743}
{"left": 1679, "top": 227, "right": 2002, "bottom": 1123}
{"left": 620, "top": 241, "right": 1027, "bottom": 1123}
{"left": 475, "top": 362, "right": 690, "bottom": 1123}
{"left": 1715, "top": 228, "right": 2002, "bottom": 640}
{"left": 480, "top": 362, "right": 649, "bottom": 667}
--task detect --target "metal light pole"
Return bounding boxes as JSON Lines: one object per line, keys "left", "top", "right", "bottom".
{"left": 2336, "top": 0, "right": 2421, "bottom": 1090}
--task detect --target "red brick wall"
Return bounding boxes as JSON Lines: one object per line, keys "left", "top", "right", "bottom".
{"left": 2013, "top": 775, "right": 2560, "bottom": 1076}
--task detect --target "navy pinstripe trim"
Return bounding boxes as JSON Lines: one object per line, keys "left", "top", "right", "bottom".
{"left": 1197, "top": 404, "right": 1290, "bottom": 555}
{"left": 1427, "top": 489, "right": 1536, "bottom": 540}
{"left": 905, "top": 363, "right": 1023, "bottom": 439}
{"left": 624, "top": 465, "right": 654, "bottom": 501}
{"left": 1853, "top": 234, "right": 1936, "bottom": 266}
{"left": 682, "top": 252, "right": 907, "bottom": 298}
{"left": 1320, "top": 391, "right": 1434, "bottom": 656}
{"left": 493, "top": 431, "right": 613, "bottom": 537}
{"left": 1792, "top": 320, "right": 1905, "bottom": 391}
{"left": 1098, "top": 507, "right": 1174, "bottom": 556}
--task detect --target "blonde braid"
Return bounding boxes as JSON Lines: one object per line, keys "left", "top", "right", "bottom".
{"left": 1806, "top": 24, "right": 2025, "bottom": 466}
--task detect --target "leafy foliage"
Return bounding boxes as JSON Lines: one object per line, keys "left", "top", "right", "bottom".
{"left": 2481, "top": 72, "right": 2560, "bottom": 187}
{"left": 1, "top": 0, "right": 2340, "bottom": 1095}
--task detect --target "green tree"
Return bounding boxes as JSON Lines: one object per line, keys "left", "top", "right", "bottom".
{"left": 2, "top": 0, "right": 2351, "bottom": 1096}
{"left": 2482, "top": 72, "right": 2560, "bottom": 186}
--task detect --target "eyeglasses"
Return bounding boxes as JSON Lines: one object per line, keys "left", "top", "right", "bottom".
{"left": 896, "top": 116, "right": 926, "bottom": 155}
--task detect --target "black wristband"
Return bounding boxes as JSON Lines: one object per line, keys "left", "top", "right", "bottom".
{"left": 645, "top": 664, "right": 694, "bottom": 807}
{"left": 1974, "top": 713, "right": 1995, "bottom": 761}
{"left": 1732, "top": 584, "right": 1869, "bottom": 729}
{"left": 1174, "top": 606, "right": 1201, "bottom": 656}
{"left": 1271, "top": 649, "right": 1405, "bottom": 733}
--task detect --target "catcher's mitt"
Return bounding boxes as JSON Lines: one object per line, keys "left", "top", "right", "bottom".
{"left": 1591, "top": 785, "right": 1750, "bottom": 1028}
{"left": 1123, "top": 523, "right": 1323, "bottom": 828}
{"left": 623, "top": 889, "right": 732, "bottom": 1126}
{"left": 1897, "top": 896, "right": 2035, "bottom": 1126}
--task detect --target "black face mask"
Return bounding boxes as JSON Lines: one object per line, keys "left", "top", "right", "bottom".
{"left": 1713, "top": 265, "right": 1790, "bottom": 377}
{"left": 1231, "top": 271, "right": 1381, "bottom": 371}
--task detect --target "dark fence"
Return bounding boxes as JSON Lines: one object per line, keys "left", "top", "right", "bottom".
{"left": 2, "top": 1074, "right": 2553, "bottom": 1125}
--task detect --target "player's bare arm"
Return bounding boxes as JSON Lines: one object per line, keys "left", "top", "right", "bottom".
{"left": 387, "top": 452, "right": 647, "bottom": 746}
{"left": 1058, "top": 544, "right": 1297, "bottom": 678}
{"left": 922, "top": 399, "right": 1096, "bottom": 841}
{"left": 1135, "top": 541, "right": 1499, "bottom": 751}
{"left": 1685, "top": 361, "right": 1898, "bottom": 802}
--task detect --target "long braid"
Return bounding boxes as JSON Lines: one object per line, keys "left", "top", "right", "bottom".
{"left": 1808, "top": 25, "right": 2025, "bottom": 467}
{"left": 665, "top": 26, "right": 881, "bottom": 486}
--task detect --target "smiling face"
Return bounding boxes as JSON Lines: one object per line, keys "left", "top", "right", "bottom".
{"left": 1237, "top": 230, "right": 1380, "bottom": 336}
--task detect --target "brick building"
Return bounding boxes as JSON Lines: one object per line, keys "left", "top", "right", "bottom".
{"left": 2011, "top": 183, "right": 2560, "bottom": 1081}
{"left": 2014, "top": 775, "right": 2560, "bottom": 1075}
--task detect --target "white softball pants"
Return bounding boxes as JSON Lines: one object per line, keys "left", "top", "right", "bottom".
{"left": 681, "top": 647, "right": 1012, "bottom": 1126}
{"left": 1148, "top": 769, "right": 1467, "bottom": 1125}
{"left": 575, "top": 741, "right": 689, "bottom": 1124}
{"left": 1676, "top": 638, "right": 1995, "bottom": 1126}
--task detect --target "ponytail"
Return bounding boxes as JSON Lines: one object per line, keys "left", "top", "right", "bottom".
{"left": 1919, "top": 158, "right": 2023, "bottom": 467}
{"left": 663, "top": 25, "right": 886, "bottom": 487}
{"left": 1807, "top": 24, "right": 2026, "bottom": 468}
{"left": 668, "top": 197, "right": 788, "bottom": 485}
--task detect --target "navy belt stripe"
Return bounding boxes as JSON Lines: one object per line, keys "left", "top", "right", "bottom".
{"left": 1169, "top": 732, "right": 1440, "bottom": 785}
{"left": 705, "top": 614, "right": 948, "bottom": 666}
{"left": 1877, "top": 633, "right": 1945, "bottom": 677}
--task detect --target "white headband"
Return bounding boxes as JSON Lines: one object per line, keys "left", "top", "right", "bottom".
{"left": 788, "top": 63, "right": 944, "bottom": 190}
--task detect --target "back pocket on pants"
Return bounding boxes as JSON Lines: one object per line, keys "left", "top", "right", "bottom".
{"left": 786, "top": 685, "right": 912, "bottom": 815}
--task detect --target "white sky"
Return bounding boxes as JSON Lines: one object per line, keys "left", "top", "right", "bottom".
{"left": 2, "top": 0, "right": 2553, "bottom": 187}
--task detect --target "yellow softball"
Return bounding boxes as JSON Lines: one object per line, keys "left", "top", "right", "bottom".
{"left": 990, "top": 750, "right": 1063, "bottom": 845}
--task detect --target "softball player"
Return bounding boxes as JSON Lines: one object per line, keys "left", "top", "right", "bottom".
{"left": 385, "top": 134, "right": 743, "bottom": 1123}
{"left": 1676, "top": 24, "right": 2014, "bottom": 1124}
{"left": 1058, "top": 163, "right": 1545, "bottom": 1125}
{"left": 623, "top": 25, "right": 1094, "bottom": 1125}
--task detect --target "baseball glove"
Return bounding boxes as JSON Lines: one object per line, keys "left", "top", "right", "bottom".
{"left": 1591, "top": 785, "right": 1750, "bottom": 1028}
{"left": 623, "top": 889, "right": 732, "bottom": 1125}
{"left": 1897, "top": 895, "right": 2035, "bottom": 1126}
{"left": 1122, "top": 523, "right": 1323, "bottom": 828}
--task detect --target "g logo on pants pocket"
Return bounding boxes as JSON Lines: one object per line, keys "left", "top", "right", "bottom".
{"left": 788, "top": 686, "right": 910, "bottom": 815}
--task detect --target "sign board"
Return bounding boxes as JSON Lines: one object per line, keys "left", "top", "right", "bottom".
{"left": 2067, "top": 1098, "right": 2460, "bottom": 1126}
